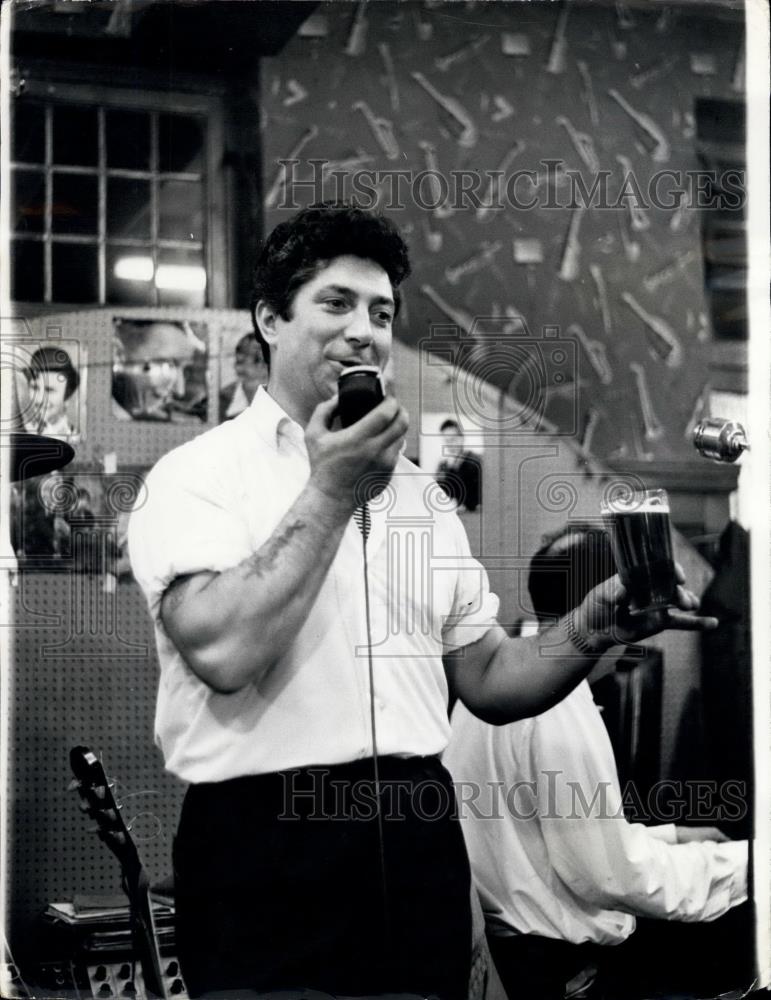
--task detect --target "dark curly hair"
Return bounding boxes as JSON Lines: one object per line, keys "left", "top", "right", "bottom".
{"left": 528, "top": 521, "right": 616, "bottom": 624}
{"left": 250, "top": 202, "right": 412, "bottom": 369}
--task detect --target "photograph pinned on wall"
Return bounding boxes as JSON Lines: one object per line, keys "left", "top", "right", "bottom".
{"left": 12, "top": 340, "right": 86, "bottom": 443}
{"left": 217, "top": 323, "right": 269, "bottom": 423}
{"left": 111, "top": 317, "right": 209, "bottom": 424}
{"left": 9, "top": 467, "right": 147, "bottom": 580}
{"left": 102, "top": 466, "right": 150, "bottom": 589}
{"left": 420, "top": 412, "right": 484, "bottom": 513}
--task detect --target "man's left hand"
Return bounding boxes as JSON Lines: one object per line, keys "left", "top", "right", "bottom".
{"left": 574, "top": 563, "right": 718, "bottom": 653}
{"left": 675, "top": 825, "right": 732, "bottom": 844}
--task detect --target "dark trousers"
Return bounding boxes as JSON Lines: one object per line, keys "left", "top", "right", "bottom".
{"left": 173, "top": 755, "right": 472, "bottom": 999}
{"left": 488, "top": 933, "right": 599, "bottom": 1000}
{"left": 598, "top": 908, "right": 754, "bottom": 1000}
{"left": 489, "top": 905, "right": 754, "bottom": 1000}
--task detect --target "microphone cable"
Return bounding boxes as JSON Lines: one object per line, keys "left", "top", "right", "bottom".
{"left": 353, "top": 500, "right": 392, "bottom": 950}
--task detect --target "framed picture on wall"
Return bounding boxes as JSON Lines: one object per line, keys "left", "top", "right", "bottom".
{"left": 11, "top": 339, "right": 87, "bottom": 443}
{"left": 216, "top": 321, "right": 268, "bottom": 423}
{"left": 9, "top": 466, "right": 147, "bottom": 578}
{"left": 104, "top": 465, "right": 151, "bottom": 587}
{"left": 419, "top": 412, "right": 484, "bottom": 512}
{"left": 111, "top": 317, "right": 209, "bottom": 424}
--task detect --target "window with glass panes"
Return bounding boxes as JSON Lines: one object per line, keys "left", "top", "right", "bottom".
{"left": 11, "top": 98, "right": 210, "bottom": 307}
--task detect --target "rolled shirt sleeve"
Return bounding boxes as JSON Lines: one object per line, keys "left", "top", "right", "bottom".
{"left": 440, "top": 513, "right": 500, "bottom": 651}
{"left": 128, "top": 443, "right": 252, "bottom": 620}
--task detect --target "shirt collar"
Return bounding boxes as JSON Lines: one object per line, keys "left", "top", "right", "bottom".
{"left": 225, "top": 381, "right": 249, "bottom": 419}
{"left": 249, "top": 385, "right": 305, "bottom": 452}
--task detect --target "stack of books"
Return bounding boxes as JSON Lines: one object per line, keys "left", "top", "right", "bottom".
{"left": 39, "top": 893, "right": 176, "bottom": 959}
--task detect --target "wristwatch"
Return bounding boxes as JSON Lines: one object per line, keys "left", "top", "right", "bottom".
{"left": 564, "top": 609, "right": 599, "bottom": 656}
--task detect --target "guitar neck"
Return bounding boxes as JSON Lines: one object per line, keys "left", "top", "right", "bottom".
{"left": 129, "top": 874, "right": 167, "bottom": 1000}
{"left": 70, "top": 746, "right": 168, "bottom": 1000}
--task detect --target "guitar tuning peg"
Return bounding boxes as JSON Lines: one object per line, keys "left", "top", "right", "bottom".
{"left": 77, "top": 800, "right": 92, "bottom": 814}
{"left": 67, "top": 778, "right": 80, "bottom": 792}
{"left": 94, "top": 786, "right": 107, "bottom": 801}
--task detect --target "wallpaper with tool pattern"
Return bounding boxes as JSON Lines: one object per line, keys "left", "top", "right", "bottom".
{"left": 261, "top": 0, "right": 745, "bottom": 463}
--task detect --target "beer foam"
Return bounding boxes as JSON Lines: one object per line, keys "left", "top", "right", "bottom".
{"left": 603, "top": 494, "right": 670, "bottom": 514}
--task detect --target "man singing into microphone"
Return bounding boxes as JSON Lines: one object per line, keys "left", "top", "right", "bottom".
{"left": 128, "top": 203, "right": 716, "bottom": 999}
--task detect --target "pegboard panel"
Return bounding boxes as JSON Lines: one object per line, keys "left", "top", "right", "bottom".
{"left": 7, "top": 577, "right": 186, "bottom": 967}
{"left": 11, "top": 307, "right": 254, "bottom": 470}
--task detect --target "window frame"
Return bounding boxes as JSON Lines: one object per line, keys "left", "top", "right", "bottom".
{"left": 10, "top": 75, "right": 229, "bottom": 309}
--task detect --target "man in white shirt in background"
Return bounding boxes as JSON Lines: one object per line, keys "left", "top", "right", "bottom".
{"left": 444, "top": 523, "right": 748, "bottom": 1000}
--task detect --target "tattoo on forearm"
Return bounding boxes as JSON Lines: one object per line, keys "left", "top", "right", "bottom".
{"left": 243, "top": 519, "right": 307, "bottom": 579}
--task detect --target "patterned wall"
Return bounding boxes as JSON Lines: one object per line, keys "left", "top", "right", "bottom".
{"left": 260, "top": 0, "right": 745, "bottom": 463}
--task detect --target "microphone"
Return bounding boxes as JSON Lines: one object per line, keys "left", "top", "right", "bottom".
{"left": 692, "top": 418, "right": 749, "bottom": 463}
{"left": 338, "top": 367, "right": 383, "bottom": 540}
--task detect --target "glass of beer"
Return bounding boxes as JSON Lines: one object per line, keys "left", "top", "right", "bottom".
{"left": 600, "top": 488, "right": 677, "bottom": 615}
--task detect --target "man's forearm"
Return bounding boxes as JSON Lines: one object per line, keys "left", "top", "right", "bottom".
{"left": 546, "top": 820, "right": 748, "bottom": 921}
{"left": 161, "top": 481, "right": 353, "bottom": 692}
{"left": 495, "top": 623, "right": 605, "bottom": 721}
{"left": 451, "top": 618, "right": 609, "bottom": 724}
{"left": 451, "top": 564, "right": 714, "bottom": 724}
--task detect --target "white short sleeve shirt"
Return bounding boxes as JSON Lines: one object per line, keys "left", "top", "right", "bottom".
{"left": 444, "top": 684, "right": 748, "bottom": 945}
{"left": 129, "top": 387, "right": 500, "bottom": 783}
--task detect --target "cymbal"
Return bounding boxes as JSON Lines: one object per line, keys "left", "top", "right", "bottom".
{"left": 9, "top": 432, "right": 75, "bottom": 482}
